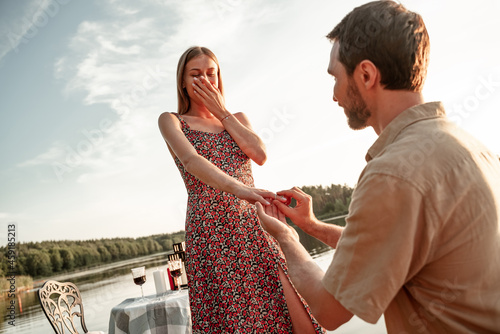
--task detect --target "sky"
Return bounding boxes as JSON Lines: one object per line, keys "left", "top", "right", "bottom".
{"left": 1, "top": 0, "right": 499, "bottom": 246}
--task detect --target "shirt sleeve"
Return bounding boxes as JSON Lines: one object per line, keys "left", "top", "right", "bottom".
{"left": 322, "top": 173, "right": 433, "bottom": 324}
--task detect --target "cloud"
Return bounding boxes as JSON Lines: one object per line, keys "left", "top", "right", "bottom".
{"left": 19, "top": 0, "right": 349, "bottom": 190}
{"left": 56, "top": 17, "right": 171, "bottom": 105}
{"left": 9, "top": 0, "right": 499, "bottom": 244}
{"left": 6, "top": 0, "right": 298, "bottom": 242}
{"left": 0, "top": 0, "right": 72, "bottom": 65}
{"left": 42, "top": 0, "right": 292, "bottom": 184}
{"left": 17, "top": 143, "right": 66, "bottom": 167}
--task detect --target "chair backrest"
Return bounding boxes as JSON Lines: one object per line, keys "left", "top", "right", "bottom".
{"left": 38, "top": 280, "right": 89, "bottom": 334}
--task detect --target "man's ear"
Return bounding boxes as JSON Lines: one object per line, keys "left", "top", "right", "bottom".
{"left": 355, "top": 60, "right": 379, "bottom": 90}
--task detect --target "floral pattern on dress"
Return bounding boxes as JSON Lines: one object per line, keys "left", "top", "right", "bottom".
{"left": 172, "top": 113, "right": 325, "bottom": 333}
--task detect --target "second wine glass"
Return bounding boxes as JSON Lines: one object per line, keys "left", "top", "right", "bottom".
{"left": 168, "top": 260, "right": 183, "bottom": 291}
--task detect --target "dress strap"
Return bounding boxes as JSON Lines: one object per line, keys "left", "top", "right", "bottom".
{"left": 172, "top": 112, "right": 189, "bottom": 130}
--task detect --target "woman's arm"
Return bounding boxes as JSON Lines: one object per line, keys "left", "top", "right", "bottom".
{"left": 221, "top": 112, "right": 267, "bottom": 166}
{"left": 158, "top": 112, "right": 273, "bottom": 205}
{"left": 192, "top": 76, "right": 267, "bottom": 165}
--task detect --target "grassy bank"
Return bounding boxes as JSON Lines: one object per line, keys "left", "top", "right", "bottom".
{"left": 0, "top": 275, "right": 33, "bottom": 299}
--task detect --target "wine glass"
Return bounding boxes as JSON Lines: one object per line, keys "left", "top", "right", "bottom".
{"left": 168, "top": 260, "right": 183, "bottom": 291}
{"left": 131, "top": 266, "right": 147, "bottom": 300}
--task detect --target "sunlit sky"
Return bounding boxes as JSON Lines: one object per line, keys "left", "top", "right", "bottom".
{"left": 1, "top": 0, "right": 499, "bottom": 246}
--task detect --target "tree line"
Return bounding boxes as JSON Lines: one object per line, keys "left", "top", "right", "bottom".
{"left": 0, "top": 231, "right": 185, "bottom": 279}
{"left": 300, "top": 183, "right": 353, "bottom": 224}
{"left": 289, "top": 184, "right": 354, "bottom": 254}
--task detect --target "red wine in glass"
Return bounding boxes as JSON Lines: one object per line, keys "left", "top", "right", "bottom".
{"left": 168, "top": 260, "right": 183, "bottom": 290}
{"left": 134, "top": 275, "right": 146, "bottom": 286}
{"left": 131, "top": 267, "right": 146, "bottom": 299}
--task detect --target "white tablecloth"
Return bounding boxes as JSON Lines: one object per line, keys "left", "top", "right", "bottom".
{"left": 108, "top": 290, "right": 191, "bottom": 334}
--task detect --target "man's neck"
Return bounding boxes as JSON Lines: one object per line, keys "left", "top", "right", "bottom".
{"left": 370, "top": 90, "right": 424, "bottom": 135}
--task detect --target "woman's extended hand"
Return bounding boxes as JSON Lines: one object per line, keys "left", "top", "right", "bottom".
{"left": 255, "top": 202, "right": 300, "bottom": 242}
{"left": 192, "top": 76, "right": 227, "bottom": 120}
{"left": 233, "top": 186, "right": 284, "bottom": 207}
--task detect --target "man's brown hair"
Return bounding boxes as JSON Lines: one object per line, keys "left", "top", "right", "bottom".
{"left": 327, "top": 0, "right": 430, "bottom": 92}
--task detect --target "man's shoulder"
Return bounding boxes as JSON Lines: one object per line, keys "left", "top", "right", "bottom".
{"left": 364, "top": 118, "right": 488, "bottom": 191}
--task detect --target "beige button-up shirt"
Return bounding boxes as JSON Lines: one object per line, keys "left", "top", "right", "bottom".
{"left": 323, "top": 102, "right": 500, "bottom": 333}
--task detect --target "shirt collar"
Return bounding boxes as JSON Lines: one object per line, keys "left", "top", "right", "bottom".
{"left": 366, "top": 102, "right": 447, "bottom": 162}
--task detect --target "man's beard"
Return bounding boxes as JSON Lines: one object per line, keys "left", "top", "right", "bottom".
{"left": 345, "top": 79, "right": 371, "bottom": 130}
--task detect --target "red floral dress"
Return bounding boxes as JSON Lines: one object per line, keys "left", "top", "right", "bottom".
{"left": 172, "top": 113, "right": 325, "bottom": 333}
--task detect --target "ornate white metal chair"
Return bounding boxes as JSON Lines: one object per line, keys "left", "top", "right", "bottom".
{"left": 37, "top": 280, "right": 104, "bottom": 334}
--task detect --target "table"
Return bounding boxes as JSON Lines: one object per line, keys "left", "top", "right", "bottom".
{"left": 108, "top": 290, "right": 192, "bottom": 334}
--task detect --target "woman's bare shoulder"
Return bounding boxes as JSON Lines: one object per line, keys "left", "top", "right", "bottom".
{"left": 159, "top": 111, "right": 177, "bottom": 121}
{"left": 158, "top": 112, "right": 181, "bottom": 127}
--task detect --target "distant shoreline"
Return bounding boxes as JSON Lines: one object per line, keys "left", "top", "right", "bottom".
{"left": 0, "top": 251, "right": 172, "bottom": 300}
{"left": 32, "top": 251, "right": 172, "bottom": 287}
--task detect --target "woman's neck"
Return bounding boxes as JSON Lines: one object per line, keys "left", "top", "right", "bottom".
{"left": 185, "top": 102, "right": 215, "bottom": 119}
{"left": 182, "top": 102, "right": 225, "bottom": 133}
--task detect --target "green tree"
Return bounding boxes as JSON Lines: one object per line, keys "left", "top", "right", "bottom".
{"left": 301, "top": 183, "right": 354, "bottom": 223}
{"left": 97, "top": 245, "right": 111, "bottom": 262}
{"left": 59, "top": 247, "right": 75, "bottom": 270}
{"left": 105, "top": 242, "right": 120, "bottom": 260}
{"left": 172, "top": 235, "right": 184, "bottom": 244}
{"left": 162, "top": 238, "right": 173, "bottom": 251}
{"left": 49, "top": 248, "right": 63, "bottom": 272}
{"left": 0, "top": 229, "right": 188, "bottom": 278}
{"left": 115, "top": 241, "right": 131, "bottom": 259}
{"left": 25, "top": 249, "right": 52, "bottom": 277}
{"left": 334, "top": 198, "right": 347, "bottom": 213}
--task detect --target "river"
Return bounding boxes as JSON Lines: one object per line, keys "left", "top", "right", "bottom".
{"left": 1, "top": 239, "right": 387, "bottom": 334}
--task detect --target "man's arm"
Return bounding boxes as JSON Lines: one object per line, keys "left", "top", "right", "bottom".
{"left": 274, "top": 187, "right": 344, "bottom": 249}
{"left": 255, "top": 202, "right": 353, "bottom": 330}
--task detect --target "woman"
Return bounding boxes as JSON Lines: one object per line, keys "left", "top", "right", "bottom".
{"left": 158, "top": 46, "right": 325, "bottom": 333}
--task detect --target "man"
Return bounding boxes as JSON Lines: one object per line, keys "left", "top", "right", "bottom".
{"left": 256, "top": 1, "right": 500, "bottom": 333}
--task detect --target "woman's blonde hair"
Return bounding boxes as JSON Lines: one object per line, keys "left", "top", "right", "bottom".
{"left": 176, "top": 46, "right": 224, "bottom": 115}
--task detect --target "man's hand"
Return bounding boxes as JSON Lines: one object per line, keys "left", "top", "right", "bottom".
{"left": 257, "top": 196, "right": 353, "bottom": 330}
{"left": 272, "top": 187, "right": 318, "bottom": 234}
{"left": 271, "top": 186, "right": 345, "bottom": 249}
{"left": 255, "top": 202, "right": 299, "bottom": 242}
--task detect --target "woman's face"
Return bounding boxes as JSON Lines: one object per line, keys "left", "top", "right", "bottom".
{"left": 183, "top": 54, "right": 219, "bottom": 101}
